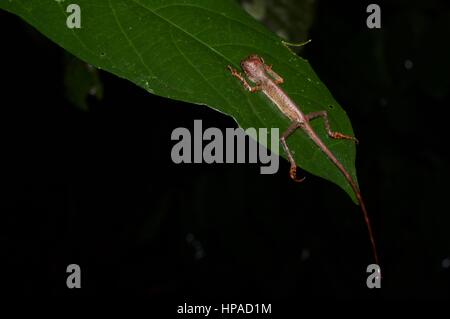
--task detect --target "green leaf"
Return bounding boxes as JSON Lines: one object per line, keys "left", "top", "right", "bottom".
{"left": 1, "top": 0, "right": 359, "bottom": 203}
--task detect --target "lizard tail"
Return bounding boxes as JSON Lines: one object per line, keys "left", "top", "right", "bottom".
{"left": 330, "top": 156, "right": 379, "bottom": 266}
{"left": 330, "top": 155, "right": 379, "bottom": 266}
{"left": 353, "top": 186, "right": 379, "bottom": 266}
{"left": 307, "top": 129, "right": 380, "bottom": 265}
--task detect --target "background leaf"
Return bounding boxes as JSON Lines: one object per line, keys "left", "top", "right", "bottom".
{"left": 1, "top": 0, "right": 359, "bottom": 202}
{"left": 64, "top": 53, "right": 103, "bottom": 110}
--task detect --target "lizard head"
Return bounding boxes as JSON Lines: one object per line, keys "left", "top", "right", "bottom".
{"left": 241, "top": 54, "right": 266, "bottom": 83}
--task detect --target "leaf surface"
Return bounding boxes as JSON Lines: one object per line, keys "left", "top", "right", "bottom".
{"left": 1, "top": 0, "right": 359, "bottom": 202}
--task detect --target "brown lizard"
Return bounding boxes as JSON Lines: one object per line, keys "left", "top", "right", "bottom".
{"left": 228, "top": 55, "right": 379, "bottom": 266}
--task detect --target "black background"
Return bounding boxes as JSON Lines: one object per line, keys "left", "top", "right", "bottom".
{"left": 1, "top": 0, "right": 449, "bottom": 301}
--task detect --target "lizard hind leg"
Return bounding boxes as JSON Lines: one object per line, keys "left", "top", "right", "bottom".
{"left": 306, "top": 111, "right": 359, "bottom": 144}
{"left": 280, "top": 121, "right": 305, "bottom": 182}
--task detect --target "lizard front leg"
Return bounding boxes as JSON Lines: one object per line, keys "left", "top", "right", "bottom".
{"left": 227, "top": 65, "right": 262, "bottom": 92}
{"left": 264, "top": 64, "right": 284, "bottom": 84}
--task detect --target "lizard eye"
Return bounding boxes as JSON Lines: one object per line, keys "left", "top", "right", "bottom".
{"left": 240, "top": 61, "right": 247, "bottom": 71}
